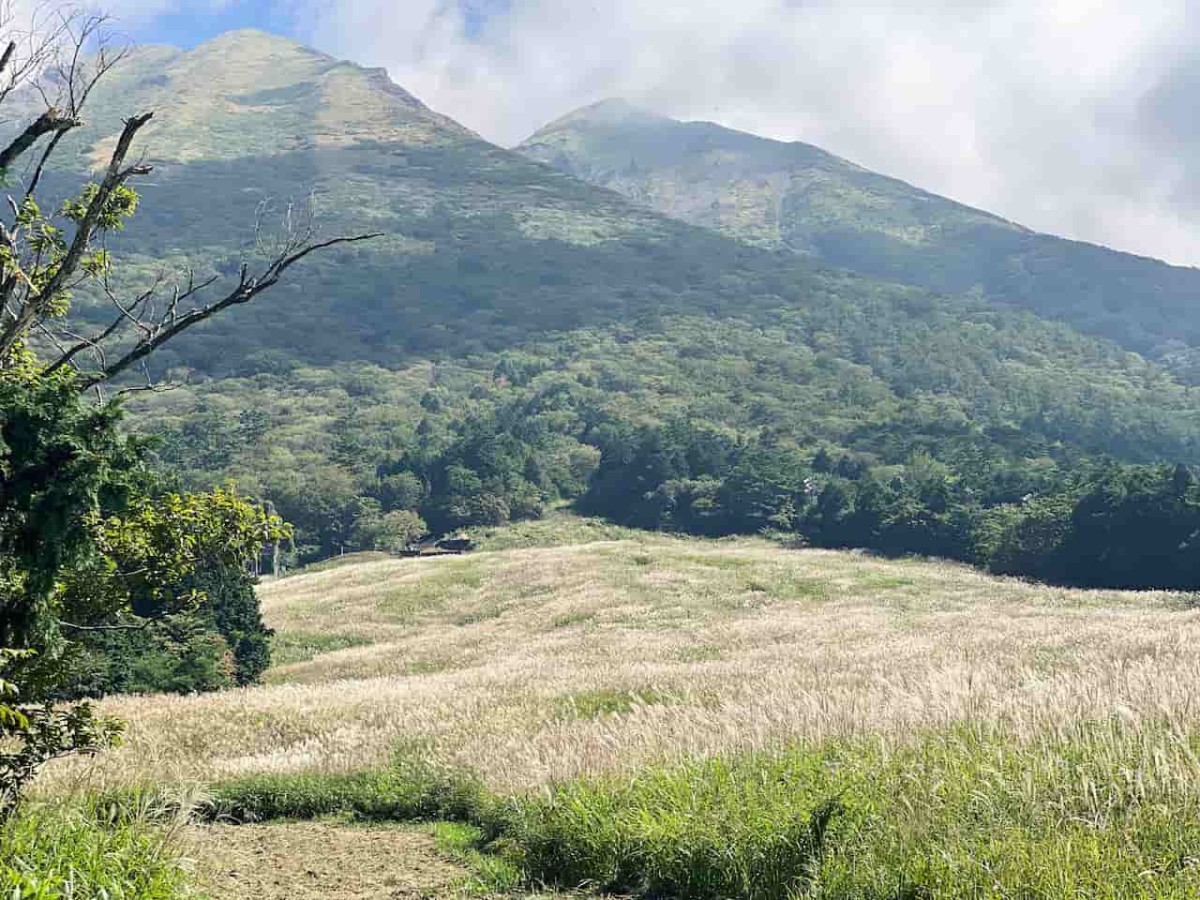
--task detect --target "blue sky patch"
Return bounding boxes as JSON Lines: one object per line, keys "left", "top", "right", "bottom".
{"left": 121, "top": 0, "right": 300, "bottom": 46}
{"left": 121, "top": 0, "right": 510, "bottom": 48}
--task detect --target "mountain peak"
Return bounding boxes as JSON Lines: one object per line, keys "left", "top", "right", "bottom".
{"left": 527, "top": 98, "right": 665, "bottom": 139}
{"left": 195, "top": 27, "right": 297, "bottom": 45}
{"left": 50, "top": 28, "right": 478, "bottom": 165}
{"left": 182, "top": 28, "right": 331, "bottom": 64}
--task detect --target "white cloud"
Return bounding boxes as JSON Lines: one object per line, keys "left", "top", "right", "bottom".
{"left": 299, "top": 2, "right": 1200, "bottom": 265}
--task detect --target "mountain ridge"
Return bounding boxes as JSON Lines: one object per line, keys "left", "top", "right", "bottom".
{"left": 518, "top": 98, "right": 1200, "bottom": 370}
{"left": 519, "top": 97, "right": 1198, "bottom": 259}
{"left": 522, "top": 98, "right": 1029, "bottom": 240}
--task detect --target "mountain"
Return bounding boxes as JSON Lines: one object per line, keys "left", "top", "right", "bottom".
{"left": 16, "top": 31, "right": 686, "bottom": 371}
{"left": 518, "top": 100, "right": 1200, "bottom": 375}
{"left": 16, "top": 31, "right": 1200, "bottom": 560}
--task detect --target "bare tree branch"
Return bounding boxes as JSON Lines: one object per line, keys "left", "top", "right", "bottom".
{"left": 58, "top": 613, "right": 168, "bottom": 633}
{"left": 19, "top": 17, "right": 126, "bottom": 197}
{"left": 114, "top": 382, "right": 179, "bottom": 397}
{"left": 24, "top": 127, "right": 64, "bottom": 198}
{"left": 43, "top": 314, "right": 120, "bottom": 376}
{"left": 75, "top": 232, "right": 383, "bottom": 390}
{"left": 0, "top": 28, "right": 57, "bottom": 112}
{"left": 0, "top": 40, "right": 16, "bottom": 79}
{"left": 0, "top": 106, "right": 79, "bottom": 171}
{"left": 0, "top": 110, "right": 153, "bottom": 359}
{"left": 32, "top": 318, "right": 75, "bottom": 369}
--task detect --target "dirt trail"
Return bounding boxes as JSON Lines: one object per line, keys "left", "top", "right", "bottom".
{"left": 186, "top": 822, "right": 467, "bottom": 899}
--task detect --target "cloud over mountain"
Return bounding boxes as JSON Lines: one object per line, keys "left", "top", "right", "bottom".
{"left": 262, "top": 0, "right": 1200, "bottom": 267}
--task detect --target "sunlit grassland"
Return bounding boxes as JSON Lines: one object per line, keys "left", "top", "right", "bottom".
{"left": 34, "top": 515, "right": 1200, "bottom": 895}
{"left": 41, "top": 517, "right": 1199, "bottom": 797}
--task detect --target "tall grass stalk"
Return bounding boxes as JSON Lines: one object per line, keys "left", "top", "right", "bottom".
{"left": 0, "top": 797, "right": 193, "bottom": 899}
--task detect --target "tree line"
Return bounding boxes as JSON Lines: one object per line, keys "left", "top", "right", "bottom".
{"left": 190, "top": 360, "right": 1200, "bottom": 593}
{"left": 580, "top": 420, "right": 1200, "bottom": 590}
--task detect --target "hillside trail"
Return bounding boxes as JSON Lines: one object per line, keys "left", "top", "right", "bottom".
{"left": 186, "top": 822, "right": 467, "bottom": 899}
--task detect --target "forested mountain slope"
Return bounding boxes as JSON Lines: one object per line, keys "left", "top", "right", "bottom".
{"left": 15, "top": 31, "right": 1200, "bottom": 577}
{"left": 519, "top": 100, "right": 1200, "bottom": 376}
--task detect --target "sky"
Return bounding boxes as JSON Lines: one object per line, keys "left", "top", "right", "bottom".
{"left": 78, "top": 0, "right": 1200, "bottom": 267}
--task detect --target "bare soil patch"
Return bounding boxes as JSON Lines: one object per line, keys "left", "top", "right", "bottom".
{"left": 187, "top": 822, "right": 466, "bottom": 899}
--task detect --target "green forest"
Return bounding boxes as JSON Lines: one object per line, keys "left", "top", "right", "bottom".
{"left": 143, "top": 328, "right": 1200, "bottom": 591}
{"left": 520, "top": 98, "right": 1200, "bottom": 378}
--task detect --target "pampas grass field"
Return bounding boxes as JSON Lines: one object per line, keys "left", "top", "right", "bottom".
{"left": 38, "top": 518, "right": 1200, "bottom": 896}
{"left": 45, "top": 521, "right": 1200, "bottom": 792}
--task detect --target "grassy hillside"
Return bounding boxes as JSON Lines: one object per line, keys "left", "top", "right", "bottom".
{"left": 519, "top": 99, "right": 1200, "bottom": 375}
{"left": 38, "top": 519, "right": 1200, "bottom": 896}
{"left": 49, "top": 518, "right": 1195, "bottom": 790}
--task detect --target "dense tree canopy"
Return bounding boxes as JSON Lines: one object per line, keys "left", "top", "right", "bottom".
{"left": 144, "top": 331, "right": 1200, "bottom": 593}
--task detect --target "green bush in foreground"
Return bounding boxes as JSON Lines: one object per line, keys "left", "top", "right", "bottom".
{"left": 198, "top": 723, "right": 1200, "bottom": 899}
{"left": 0, "top": 800, "right": 188, "bottom": 899}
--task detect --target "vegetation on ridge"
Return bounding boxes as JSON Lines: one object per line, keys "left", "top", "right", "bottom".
{"left": 520, "top": 98, "right": 1200, "bottom": 378}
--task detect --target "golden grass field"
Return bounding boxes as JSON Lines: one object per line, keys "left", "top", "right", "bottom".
{"left": 43, "top": 517, "right": 1200, "bottom": 800}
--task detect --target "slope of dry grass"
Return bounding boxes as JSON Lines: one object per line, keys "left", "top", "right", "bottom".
{"left": 42, "top": 523, "right": 1199, "bottom": 800}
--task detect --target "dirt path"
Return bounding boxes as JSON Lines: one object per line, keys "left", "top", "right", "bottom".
{"left": 186, "top": 822, "right": 468, "bottom": 899}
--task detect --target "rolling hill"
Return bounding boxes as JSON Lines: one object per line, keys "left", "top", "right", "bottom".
{"left": 518, "top": 99, "right": 1200, "bottom": 376}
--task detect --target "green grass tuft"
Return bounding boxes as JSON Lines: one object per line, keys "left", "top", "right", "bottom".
{"left": 205, "top": 751, "right": 492, "bottom": 826}
{"left": 552, "top": 611, "right": 596, "bottom": 628}
{"left": 506, "top": 754, "right": 840, "bottom": 899}
{"left": 270, "top": 631, "right": 373, "bottom": 667}
{"left": 429, "top": 821, "right": 524, "bottom": 895}
{"left": 0, "top": 800, "right": 190, "bottom": 899}
{"left": 676, "top": 644, "right": 722, "bottom": 662}
{"left": 466, "top": 513, "right": 646, "bottom": 551}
